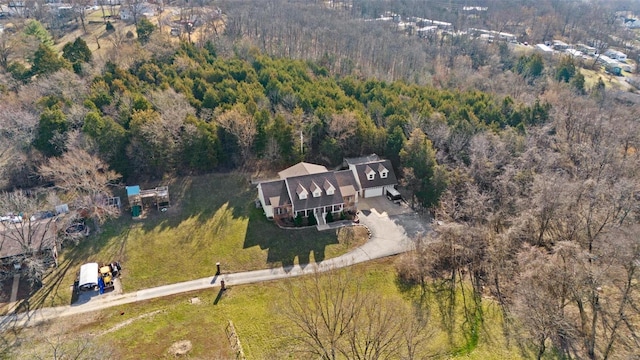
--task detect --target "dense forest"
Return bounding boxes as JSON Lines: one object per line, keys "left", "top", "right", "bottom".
{"left": 1, "top": 0, "right": 640, "bottom": 358}
{"left": 0, "top": 29, "right": 551, "bottom": 209}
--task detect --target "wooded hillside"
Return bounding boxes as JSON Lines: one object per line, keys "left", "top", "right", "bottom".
{"left": 1, "top": 0, "right": 640, "bottom": 358}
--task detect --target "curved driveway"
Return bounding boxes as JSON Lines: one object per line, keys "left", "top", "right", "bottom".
{"left": 0, "top": 205, "right": 427, "bottom": 331}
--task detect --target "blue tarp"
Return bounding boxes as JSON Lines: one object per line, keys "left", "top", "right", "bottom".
{"left": 126, "top": 185, "right": 141, "bottom": 197}
{"left": 98, "top": 276, "right": 105, "bottom": 294}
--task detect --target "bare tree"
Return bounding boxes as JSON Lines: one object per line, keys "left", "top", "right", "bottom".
{"left": 281, "top": 268, "right": 431, "bottom": 359}
{"left": 123, "top": 0, "right": 145, "bottom": 25}
{"left": 23, "top": 334, "right": 113, "bottom": 360}
{"left": 71, "top": 0, "right": 94, "bottom": 34}
{"left": 0, "top": 190, "right": 58, "bottom": 289}
{"left": 215, "top": 105, "right": 256, "bottom": 164}
{"left": 38, "top": 143, "right": 121, "bottom": 232}
{"left": 514, "top": 244, "right": 576, "bottom": 359}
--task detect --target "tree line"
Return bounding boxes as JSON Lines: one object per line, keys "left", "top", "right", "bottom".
{"left": 1, "top": 31, "right": 549, "bottom": 211}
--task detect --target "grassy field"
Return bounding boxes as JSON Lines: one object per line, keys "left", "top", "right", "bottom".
{"left": 15, "top": 173, "right": 363, "bottom": 310}
{"left": 7, "top": 259, "right": 545, "bottom": 359}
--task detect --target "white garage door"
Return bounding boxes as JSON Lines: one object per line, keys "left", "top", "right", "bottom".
{"left": 364, "top": 187, "right": 383, "bottom": 198}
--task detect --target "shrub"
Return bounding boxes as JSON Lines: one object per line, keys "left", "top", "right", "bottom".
{"left": 106, "top": 21, "right": 115, "bottom": 32}
{"left": 308, "top": 213, "right": 317, "bottom": 226}
{"left": 294, "top": 213, "right": 303, "bottom": 227}
{"left": 326, "top": 211, "right": 334, "bottom": 223}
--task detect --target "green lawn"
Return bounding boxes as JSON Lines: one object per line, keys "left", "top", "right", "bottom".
{"left": 8, "top": 259, "right": 542, "bottom": 359}
{"left": 20, "top": 173, "right": 361, "bottom": 309}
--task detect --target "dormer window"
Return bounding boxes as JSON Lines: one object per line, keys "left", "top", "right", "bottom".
{"left": 324, "top": 179, "right": 335, "bottom": 196}
{"left": 378, "top": 163, "right": 389, "bottom": 179}
{"left": 310, "top": 182, "right": 322, "bottom": 198}
{"left": 365, "top": 165, "right": 376, "bottom": 181}
{"left": 296, "top": 183, "right": 308, "bottom": 200}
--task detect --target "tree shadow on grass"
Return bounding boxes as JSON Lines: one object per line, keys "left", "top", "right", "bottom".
{"left": 395, "top": 276, "right": 459, "bottom": 349}
{"left": 136, "top": 174, "right": 254, "bottom": 234}
{"left": 243, "top": 209, "right": 338, "bottom": 272}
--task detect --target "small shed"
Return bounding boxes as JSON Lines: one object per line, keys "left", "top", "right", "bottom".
{"left": 126, "top": 185, "right": 142, "bottom": 217}
{"left": 126, "top": 185, "right": 170, "bottom": 217}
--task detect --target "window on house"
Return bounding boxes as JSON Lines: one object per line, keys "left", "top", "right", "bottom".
{"left": 333, "top": 205, "right": 341, "bottom": 212}
{"left": 365, "top": 165, "right": 375, "bottom": 180}
{"left": 378, "top": 164, "right": 389, "bottom": 179}
{"left": 324, "top": 180, "right": 335, "bottom": 195}
{"left": 311, "top": 182, "right": 322, "bottom": 197}
{"left": 297, "top": 183, "right": 308, "bottom": 200}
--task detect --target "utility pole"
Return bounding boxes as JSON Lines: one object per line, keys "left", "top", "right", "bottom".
{"left": 300, "top": 130, "right": 304, "bottom": 154}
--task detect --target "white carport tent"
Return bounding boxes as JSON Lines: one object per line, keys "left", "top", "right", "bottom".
{"left": 79, "top": 263, "right": 99, "bottom": 290}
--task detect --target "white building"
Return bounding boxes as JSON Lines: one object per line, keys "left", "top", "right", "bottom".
{"left": 552, "top": 40, "right": 570, "bottom": 51}
{"left": 535, "top": 44, "right": 554, "bottom": 53}
{"left": 604, "top": 49, "right": 627, "bottom": 62}
{"left": 566, "top": 49, "right": 583, "bottom": 58}
{"left": 576, "top": 43, "right": 596, "bottom": 56}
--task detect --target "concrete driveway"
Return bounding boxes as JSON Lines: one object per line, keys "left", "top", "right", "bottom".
{"left": 358, "top": 197, "right": 431, "bottom": 240}
{"left": 0, "top": 197, "right": 431, "bottom": 330}
{"left": 358, "top": 196, "right": 413, "bottom": 216}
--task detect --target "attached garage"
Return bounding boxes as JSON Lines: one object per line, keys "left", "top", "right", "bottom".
{"left": 363, "top": 187, "right": 383, "bottom": 198}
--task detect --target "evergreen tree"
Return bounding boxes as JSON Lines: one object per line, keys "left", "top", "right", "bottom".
{"left": 7, "top": 62, "right": 30, "bottom": 82}
{"left": 516, "top": 54, "right": 544, "bottom": 82}
{"left": 23, "top": 20, "right": 54, "bottom": 48}
{"left": 325, "top": 211, "right": 334, "bottom": 223}
{"left": 385, "top": 125, "right": 406, "bottom": 170}
{"left": 400, "top": 128, "right": 447, "bottom": 209}
{"left": 34, "top": 107, "right": 69, "bottom": 157}
{"left": 555, "top": 56, "right": 576, "bottom": 83}
{"left": 571, "top": 71, "right": 586, "bottom": 95}
{"left": 63, "top": 38, "right": 93, "bottom": 64}
{"left": 31, "top": 44, "right": 68, "bottom": 76}
{"left": 136, "top": 18, "right": 156, "bottom": 44}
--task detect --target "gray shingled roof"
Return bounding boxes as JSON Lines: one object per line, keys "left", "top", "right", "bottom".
{"left": 0, "top": 220, "right": 57, "bottom": 260}
{"left": 259, "top": 180, "right": 290, "bottom": 207}
{"left": 285, "top": 173, "right": 344, "bottom": 212}
{"left": 353, "top": 159, "right": 398, "bottom": 189}
{"left": 334, "top": 170, "right": 361, "bottom": 196}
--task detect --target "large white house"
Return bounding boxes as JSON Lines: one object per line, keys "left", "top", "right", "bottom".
{"left": 257, "top": 155, "right": 397, "bottom": 223}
